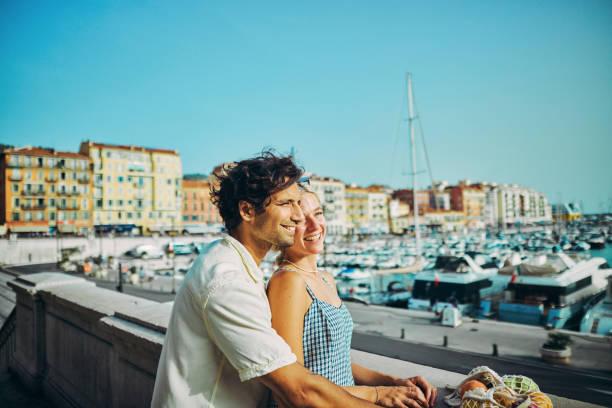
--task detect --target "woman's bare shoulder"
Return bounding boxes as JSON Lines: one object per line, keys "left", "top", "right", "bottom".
{"left": 267, "top": 268, "right": 311, "bottom": 311}
{"left": 268, "top": 268, "right": 307, "bottom": 294}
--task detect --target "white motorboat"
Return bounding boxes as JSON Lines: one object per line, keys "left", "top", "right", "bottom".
{"left": 498, "top": 253, "right": 612, "bottom": 328}
{"left": 580, "top": 275, "right": 612, "bottom": 335}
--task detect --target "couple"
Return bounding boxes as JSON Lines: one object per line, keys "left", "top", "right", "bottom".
{"left": 152, "top": 152, "right": 437, "bottom": 407}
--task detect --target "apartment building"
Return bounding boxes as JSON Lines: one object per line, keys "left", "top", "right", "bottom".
{"left": 345, "top": 185, "right": 369, "bottom": 233}
{"left": 79, "top": 142, "right": 182, "bottom": 235}
{"left": 423, "top": 210, "right": 465, "bottom": 231}
{"left": 388, "top": 198, "right": 411, "bottom": 234}
{"left": 496, "top": 184, "right": 551, "bottom": 226}
{"left": 449, "top": 182, "right": 486, "bottom": 228}
{"left": 391, "top": 189, "right": 430, "bottom": 215}
{"left": 181, "top": 178, "right": 222, "bottom": 227}
{"left": 309, "top": 176, "right": 347, "bottom": 235}
{"left": 0, "top": 147, "right": 93, "bottom": 235}
{"left": 365, "top": 187, "right": 390, "bottom": 234}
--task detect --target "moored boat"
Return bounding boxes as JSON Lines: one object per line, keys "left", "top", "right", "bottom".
{"left": 408, "top": 255, "right": 510, "bottom": 317}
{"left": 498, "top": 253, "right": 612, "bottom": 329}
{"left": 580, "top": 275, "right": 612, "bottom": 335}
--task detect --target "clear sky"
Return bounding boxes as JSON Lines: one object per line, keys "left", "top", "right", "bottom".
{"left": 1, "top": 1, "right": 611, "bottom": 213}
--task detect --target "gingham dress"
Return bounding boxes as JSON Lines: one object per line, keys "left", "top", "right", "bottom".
{"left": 268, "top": 268, "right": 355, "bottom": 407}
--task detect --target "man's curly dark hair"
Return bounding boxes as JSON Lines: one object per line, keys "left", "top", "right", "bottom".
{"left": 210, "top": 150, "right": 303, "bottom": 231}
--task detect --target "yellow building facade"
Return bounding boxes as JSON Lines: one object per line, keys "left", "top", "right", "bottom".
{"left": 345, "top": 186, "right": 369, "bottom": 232}
{"left": 1, "top": 147, "right": 93, "bottom": 235}
{"left": 79, "top": 142, "right": 182, "bottom": 235}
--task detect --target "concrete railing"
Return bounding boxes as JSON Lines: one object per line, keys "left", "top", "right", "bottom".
{"left": 8, "top": 272, "right": 168, "bottom": 408}
{"left": 7, "top": 273, "right": 602, "bottom": 408}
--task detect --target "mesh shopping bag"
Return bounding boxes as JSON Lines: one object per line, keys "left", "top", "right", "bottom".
{"left": 445, "top": 366, "right": 552, "bottom": 408}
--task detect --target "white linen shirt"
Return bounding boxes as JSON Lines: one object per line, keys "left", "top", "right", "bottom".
{"left": 151, "top": 235, "right": 296, "bottom": 407}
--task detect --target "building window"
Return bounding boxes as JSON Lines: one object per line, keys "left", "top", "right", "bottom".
{"left": 49, "top": 198, "right": 56, "bottom": 208}
{"left": 108, "top": 200, "right": 113, "bottom": 207}
{"left": 12, "top": 212, "right": 20, "bottom": 221}
{"left": 36, "top": 212, "right": 44, "bottom": 221}
{"left": 24, "top": 212, "right": 32, "bottom": 221}
{"left": 118, "top": 199, "right": 123, "bottom": 206}
{"left": 49, "top": 212, "right": 56, "bottom": 221}
{"left": 13, "top": 197, "right": 20, "bottom": 208}
{"left": 9, "top": 156, "right": 20, "bottom": 166}
{"left": 95, "top": 199, "right": 102, "bottom": 209}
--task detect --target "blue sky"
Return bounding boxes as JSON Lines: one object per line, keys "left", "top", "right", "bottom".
{"left": 1, "top": 1, "right": 611, "bottom": 212}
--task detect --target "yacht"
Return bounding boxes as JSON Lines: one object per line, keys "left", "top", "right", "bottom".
{"left": 580, "top": 276, "right": 612, "bottom": 335}
{"left": 498, "top": 253, "right": 612, "bottom": 329}
{"left": 408, "top": 255, "right": 510, "bottom": 316}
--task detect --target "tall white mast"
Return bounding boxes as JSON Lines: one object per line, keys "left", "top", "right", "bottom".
{"left": 407, "top": 73, "right": 421, "bottom": 262}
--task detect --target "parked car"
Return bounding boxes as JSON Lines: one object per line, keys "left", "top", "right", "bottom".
{"left": 125, "top": 244, "right": 164, "bottom": 259}
{"left": 164, "top": 242, "right": 193, "bottom": 255}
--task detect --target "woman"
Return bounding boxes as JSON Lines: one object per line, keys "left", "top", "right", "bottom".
{"left": 267, "top": 190, "right": 437, "bottom": 408}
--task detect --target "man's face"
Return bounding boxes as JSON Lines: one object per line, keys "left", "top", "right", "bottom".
{"left": 250, "top": 182, "right": 304, "bottom": 248}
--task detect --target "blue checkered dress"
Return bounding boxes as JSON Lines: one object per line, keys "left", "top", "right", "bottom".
{"left": 268, "top": 269, "right": 355, "bottom": 407}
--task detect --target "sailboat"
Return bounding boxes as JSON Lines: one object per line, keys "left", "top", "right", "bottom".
{"left": 407, "top": 73, "right": 423, "bottom": 267}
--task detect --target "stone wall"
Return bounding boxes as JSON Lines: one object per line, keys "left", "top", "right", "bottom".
{"left": 8, "top": 273, "right": 169, "bottom": 408}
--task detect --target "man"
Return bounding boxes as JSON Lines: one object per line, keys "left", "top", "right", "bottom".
{"left": 152, "top": 151, "right": 436, "bottom": 407}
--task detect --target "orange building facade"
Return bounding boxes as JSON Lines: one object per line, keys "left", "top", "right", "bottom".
{"left": 0, "top": 147, "right": 93, "bottom": 235}
{"left": 181, "top": 179, "right": 222, "bottom": 226}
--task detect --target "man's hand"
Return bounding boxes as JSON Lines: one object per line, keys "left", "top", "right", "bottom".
{"left": 392, "top": 376, "right": 437, "bottom": 408}
{"left": 376, "top": 385, "right": 428, "bottom": 408}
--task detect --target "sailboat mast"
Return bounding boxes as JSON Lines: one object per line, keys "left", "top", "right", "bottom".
{"left": 407, "top": 73, "right": 421, "bottom": 260}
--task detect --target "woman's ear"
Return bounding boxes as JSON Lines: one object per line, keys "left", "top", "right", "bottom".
{"left": 238, "top": 200, "right": 255, "bottom": 222}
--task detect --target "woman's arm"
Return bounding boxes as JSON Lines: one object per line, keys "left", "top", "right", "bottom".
{"left": 352, "top": 362, "right": 437, "bottom": 407}
{"left": 267, "top": 269, "right": 311, "bottom": 365}
{"left": 352, "top": 362, "right": 401, "bottom": 386}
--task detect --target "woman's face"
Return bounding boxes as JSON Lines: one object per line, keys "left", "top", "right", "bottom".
{"left": 285, "top": 192, "right": 326, "bottom": 258}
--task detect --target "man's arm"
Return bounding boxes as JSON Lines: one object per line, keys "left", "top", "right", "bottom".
{"left": 260, "top": 362, "right": 379, "bottom": 408}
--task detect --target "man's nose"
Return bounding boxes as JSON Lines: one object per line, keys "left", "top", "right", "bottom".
{"left": 291, "top": 202, "right": 304, "bottom": 223}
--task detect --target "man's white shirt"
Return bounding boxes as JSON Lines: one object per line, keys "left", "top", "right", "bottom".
{"left": 151, "top": 235, "right": 296, "bottom": 407}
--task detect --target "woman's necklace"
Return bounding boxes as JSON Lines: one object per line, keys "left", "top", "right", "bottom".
{"left": 283, "top": 259, "right": 319, "bottom": 275}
